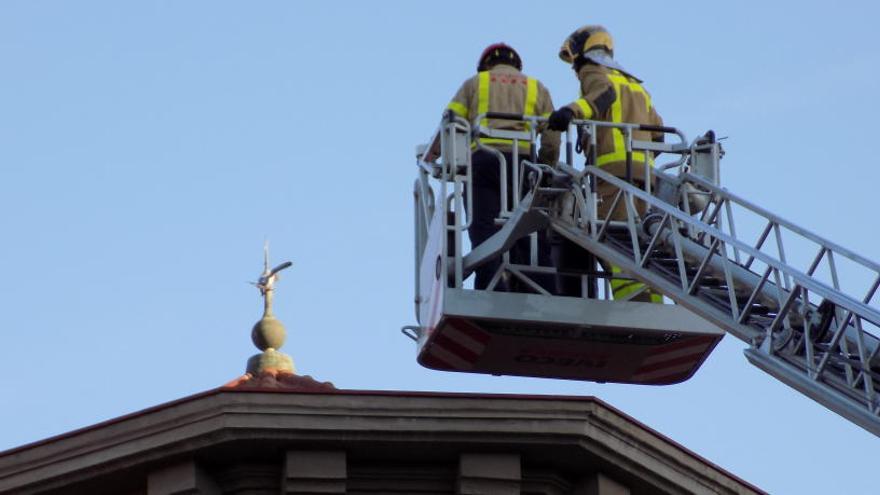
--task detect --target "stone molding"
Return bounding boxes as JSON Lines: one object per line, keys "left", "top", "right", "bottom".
{"left": 0, "top": 390, "right": 764, "bottom": 495}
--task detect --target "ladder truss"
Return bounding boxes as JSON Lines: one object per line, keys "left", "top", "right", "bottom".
{"left": 412, "top": 113, "right": 880, "bottom": 436}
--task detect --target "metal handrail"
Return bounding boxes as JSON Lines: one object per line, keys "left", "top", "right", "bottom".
{"left": 416, "top": 113, "right": 695, "bottom": 300}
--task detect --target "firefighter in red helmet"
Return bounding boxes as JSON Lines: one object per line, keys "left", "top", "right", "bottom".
{"left": 445, "top": 43, "right": 560, "bottom": 292}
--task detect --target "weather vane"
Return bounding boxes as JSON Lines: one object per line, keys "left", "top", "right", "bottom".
{"left": 252, "top": 241, "right": 293, "bottom": 317}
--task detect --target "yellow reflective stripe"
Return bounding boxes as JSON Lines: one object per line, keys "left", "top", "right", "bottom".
{"left": 609, "top": 265, "right": 661, "bottom": 302}
{"left": 611, "top": 282, "right": 663, "bottom": 303}
{"left": 609, "top": 276, "right": 643, "bottom": 299}
{"left": 575, "top": 98, "right": 593, "bottom": 119}
{"left": 524, "top": 78, "right": 538, "bottom": 116}
{"left": 606, "top": 72, "right": 631, "bottom": 86}
{"left": 540, "top": 111, "right": 551, "bottom": 117}
{"left": 447, "top": 101, "right": 468, "bottom": 118}
{"left": 471, "top": 137, "right": 531, "bottom": 149}
{"left": 478, "top": 71, "right": 490, "bottom": 127}
{"left": 597, "top": 70, "right": 655, "bottom": 167}
{"left": 608, "top": 73, "right": 625, "bottom": 167}
{"left": 523, "top": 77, "right": 538, "bottom": 132}
{"left": 609, "top": 279, "right": 641, "bottom": 299}
{"left": 596, "top": 150, "right": 651, "bottom": 166}
{"left": 608, "top": 72, "right": 652, "bottom": 112}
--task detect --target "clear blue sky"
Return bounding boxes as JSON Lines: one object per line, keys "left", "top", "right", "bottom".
{"left": 2, "top": 2, "right": 879, "bottom": 493}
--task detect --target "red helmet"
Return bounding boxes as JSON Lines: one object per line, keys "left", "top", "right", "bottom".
{"left": 477, "top": 43, "right": 522, "bottom": 71}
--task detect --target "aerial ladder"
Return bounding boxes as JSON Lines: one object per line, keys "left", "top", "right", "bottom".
{"left": 404, "top": 112, "right": 880, "bottom": 438}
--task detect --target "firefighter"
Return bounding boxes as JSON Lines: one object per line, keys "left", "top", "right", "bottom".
{"left": 548, "top": 26, "right": 663, "bottom": 303}
{"left": 447, "top": 43, "right": 560, "bottom": 292}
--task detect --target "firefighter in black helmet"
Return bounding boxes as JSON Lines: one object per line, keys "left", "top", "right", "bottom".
{"left": 549, "top": 26, "right": 664, "bottom": 302}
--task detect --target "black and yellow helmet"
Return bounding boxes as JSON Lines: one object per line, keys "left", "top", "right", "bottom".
{"left": 559, "top": 25, "right": 614, "bottom": 64}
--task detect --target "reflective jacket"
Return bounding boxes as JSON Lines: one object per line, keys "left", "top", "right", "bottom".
{"left": 564, "top": 63, "right": 663, "bottom": 178}
{"left": 447, "top": 64, "right": 560, "bottom": 165}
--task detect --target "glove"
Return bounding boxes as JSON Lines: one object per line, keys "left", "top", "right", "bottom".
{"left": 547, "top": 107, "right": 574, "bottom": 131}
